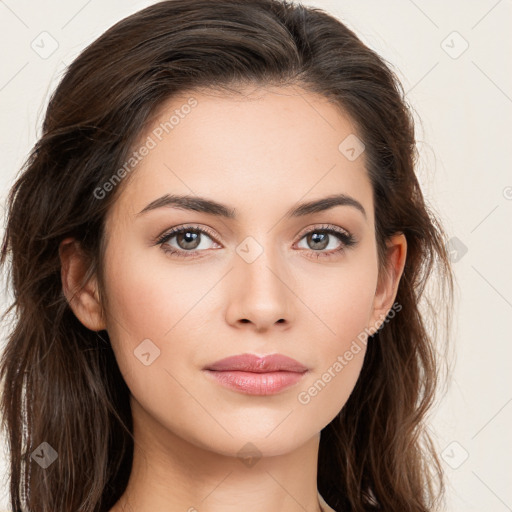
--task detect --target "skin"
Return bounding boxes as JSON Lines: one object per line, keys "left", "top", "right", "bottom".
{"left": 60, "top": 84, "right": 406, "bottom": 512}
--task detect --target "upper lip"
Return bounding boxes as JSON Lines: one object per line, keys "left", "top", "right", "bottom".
{"left": 204, "top": 353, "right": 308, "bottom": 373}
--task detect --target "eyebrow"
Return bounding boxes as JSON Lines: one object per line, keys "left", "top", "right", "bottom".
{"left": 137, "top": 193, "right": 367, "bottom": 220}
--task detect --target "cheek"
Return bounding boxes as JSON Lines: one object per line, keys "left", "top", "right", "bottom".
{"left": 292, "top": 262, "right": 376, "bottom": 422}
{"left": 100, "top": 238, "right": 207, "bottom": 384}
{"left": 295, "top": 248, "right": 378, "bottom": 346}
{"left": 102, "top": 237, "right": 216, "bottom": 343}
{"left": 295, "top": 344, "right": 366, "bottom": 439}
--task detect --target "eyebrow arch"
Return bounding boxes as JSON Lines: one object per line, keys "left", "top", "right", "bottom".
{"left": 137, "top": 193, "right": 367, "bottom": 220}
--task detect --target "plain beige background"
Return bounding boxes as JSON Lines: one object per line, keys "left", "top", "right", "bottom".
{"left": 1, "top": 1, "right": 511, "bottom": 510}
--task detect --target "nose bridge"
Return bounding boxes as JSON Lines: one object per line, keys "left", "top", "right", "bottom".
{"left": 227, "top": 232, "right": 294, "bottom": 328}
{"left": 236, "top": 232, "right": 289, "bottom": 294}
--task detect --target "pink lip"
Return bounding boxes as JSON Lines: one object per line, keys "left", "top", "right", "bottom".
{"left": 203, "top": 353, "right": 309, "bottom": 396}
{"left": 205, "top": 353, "right": 308, "bottom": 373}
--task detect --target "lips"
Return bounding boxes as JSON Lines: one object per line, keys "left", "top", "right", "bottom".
{"left": 204, "top": 353, "right": 309, "bottom": 373}
{"left": 203, "top": 353, "right": 309, "bottom": 396}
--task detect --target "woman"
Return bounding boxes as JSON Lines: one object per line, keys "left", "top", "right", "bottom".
{"left": 0, "top": 1, "right": 454, "bottom": 511}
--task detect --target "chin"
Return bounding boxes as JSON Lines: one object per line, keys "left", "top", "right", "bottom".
{"left": 183, "top": 424, "right": 318, "bottom": 460}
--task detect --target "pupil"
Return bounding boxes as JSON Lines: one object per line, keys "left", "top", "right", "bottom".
{"left": 310, "top": 232, "right": 328, "bottom": 250}
{"left": 179, "top": 230, "right": 200, "bottom": 249}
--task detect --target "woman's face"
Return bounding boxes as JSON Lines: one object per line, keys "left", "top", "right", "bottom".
{"left": 96, "top": 84, "right": 403, "bottom": 457}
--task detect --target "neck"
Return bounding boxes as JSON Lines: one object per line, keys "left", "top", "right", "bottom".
{"left": 111, "top": 396, "right": 324, "bottom": 512}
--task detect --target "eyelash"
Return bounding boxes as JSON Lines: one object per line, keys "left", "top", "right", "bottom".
{"left": 154, "top": 224, "right": 357, "bottom": 260}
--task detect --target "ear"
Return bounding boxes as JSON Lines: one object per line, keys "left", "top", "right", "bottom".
{"left": 369, "top": 233, "right": 407, "bottom": 331}
{"left": 59, "top": 237, "right": 106, "bottom": 332}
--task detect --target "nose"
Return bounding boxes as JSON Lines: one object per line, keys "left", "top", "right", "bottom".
{"left": 224, "top": 240, "right": 295, "bottom": 332}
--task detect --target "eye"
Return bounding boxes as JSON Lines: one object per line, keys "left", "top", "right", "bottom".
{"left": 295, "top": 224, "right": 356, "bottom": 259}
{"left": 155, "top": 225, "right": 220, "bottom": 258}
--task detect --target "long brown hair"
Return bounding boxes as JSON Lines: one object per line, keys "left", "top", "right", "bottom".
{"left": 0, "top": 1, "right": 454, "bottom": 510}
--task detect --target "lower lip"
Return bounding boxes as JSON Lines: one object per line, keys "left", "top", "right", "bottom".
{"left": 204, "top": 370, "right": 307, "bottom": 395}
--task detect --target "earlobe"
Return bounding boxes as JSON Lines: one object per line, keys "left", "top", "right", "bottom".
{"left": 369, "top": 233, "right": 407, "bottom": 330}
{"left": 59, "top": 237, "right": 106, "bottom": 332}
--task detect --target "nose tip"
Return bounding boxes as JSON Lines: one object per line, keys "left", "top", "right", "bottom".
{"left": 226, "top": 253, "right": 293, "bottom": 331}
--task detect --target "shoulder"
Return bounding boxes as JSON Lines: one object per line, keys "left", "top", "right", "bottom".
{"left": 318, "top": 491, "right": 338, "bottom": 512}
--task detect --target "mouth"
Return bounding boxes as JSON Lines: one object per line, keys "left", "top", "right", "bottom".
{"left": 203, "top": 370, "right": 307, "bottom": 395}
{"left": 203, "top": 353, "right": 309, "bottom": 396}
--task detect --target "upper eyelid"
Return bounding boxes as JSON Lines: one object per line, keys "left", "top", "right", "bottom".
{"left": 296, "top": 224, "right": 351, "bottom": 237}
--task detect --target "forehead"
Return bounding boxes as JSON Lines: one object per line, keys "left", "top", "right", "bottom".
{"left": 110, "top": 84, "right": 373, "bottom": 224}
